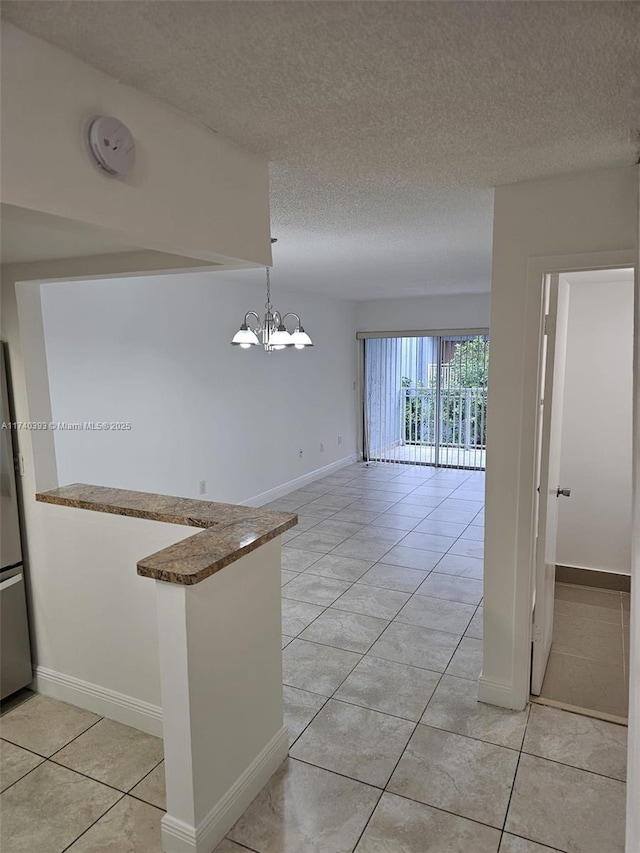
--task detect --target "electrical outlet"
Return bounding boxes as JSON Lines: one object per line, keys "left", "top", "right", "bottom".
{"left": 353, "top": 380, "right": 357, "bottom": 391}
{"left": 199, "top": 480, "right": 207, "bottom": 495}
{"left": 320, "top": 442, "right": 325, "bottom": 453}
{"left": 337, "top": 434, "right": 342, "bottom": 446}
{"left": 298, "top": 448, "right": 304, "bottom": 458}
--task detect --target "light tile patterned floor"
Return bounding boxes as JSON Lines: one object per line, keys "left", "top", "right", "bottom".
{"left": 0, "top": 462, "right": 628, "bottom": 852}
{"left": 0, "top": 693, "right": 165, "bottom": 852}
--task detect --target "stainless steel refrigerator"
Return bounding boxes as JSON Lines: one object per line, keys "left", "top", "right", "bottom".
{"left": 1, "top": 343, "right": 33, "bottom": 699}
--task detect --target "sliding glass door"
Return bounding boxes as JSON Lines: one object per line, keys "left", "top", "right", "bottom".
{"left": 363, "top": 332, "right": 489, "bottom": 470}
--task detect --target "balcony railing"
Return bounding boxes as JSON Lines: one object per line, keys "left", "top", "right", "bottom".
{"left": 403, "top": 386, "right": 488, "bottom": 450}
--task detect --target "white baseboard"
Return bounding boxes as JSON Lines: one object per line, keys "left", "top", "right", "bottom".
{"left": 243, "top": 454, "right": 360, "bottom": 507}
{"left": 161, "top": 726, "right": 289, "bottom": 853}
{"left": 34, "top": 666, "right": 163, "bottom": 737}
{"left": 477, "top": 674, "right": 526, "bottom": 710}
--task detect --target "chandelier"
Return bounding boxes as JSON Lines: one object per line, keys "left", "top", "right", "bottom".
{"left": 230, "top": 253, "right": 313, "bottom": 352}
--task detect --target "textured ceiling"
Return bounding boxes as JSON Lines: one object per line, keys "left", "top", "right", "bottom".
{"left": 3, "top": 1, "right": 638, "bottom": 299}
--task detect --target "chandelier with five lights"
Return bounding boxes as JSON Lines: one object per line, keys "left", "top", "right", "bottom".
{"left": 230, "top": 241, "right": 313, "bottom": 352}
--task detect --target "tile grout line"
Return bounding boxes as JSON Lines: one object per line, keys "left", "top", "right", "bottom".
{"left": 47, "top": 714, "right": 106, "bottom": 760}
{"left": 350, "top": 787, "right": 386, "bottom": 852}
{"left": 0, "top": 733, "right": 49, "bottom": 762}
{"left": 0, "top": 713, "right": 106, "bottom": 796}
{"left": 125, "top": 754, "right": 166, "bottom": 795}
{"left": 4, "top": 717, "right": 166, "bottom": 799}
{"left": 516, "top": 747, "right": 628, "bottom": 784}
{"left": 289, "top": 689, "right": 439, "bottom": 736}
{"left": 285, "top": 695, "right": 330, "bottom": 752}
{"left": 0, "top": 752, "right": 45, "bottom": 796}
{"left": 500, "top": 830, "right": 567, "bottom": 853}
{"left": 47, "top": 745, "right": 165, "bottom": 850}
{"left": 45, "top": 755, "right": 139, "bottom": 796}
{"left": 500, "top": 747, "right": 523, "bottom": 837}
{"left": 58, "top": 792, "right": 128, "bottom": 853}
{"left": 223, "top": 839, "right": 261, "bottom": 853}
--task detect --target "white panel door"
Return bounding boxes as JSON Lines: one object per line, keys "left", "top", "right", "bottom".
{"left": 531, "top": 273, "right": 571, "bottom": 695}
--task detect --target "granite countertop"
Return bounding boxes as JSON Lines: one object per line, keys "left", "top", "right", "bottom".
{"left": 36, "top": 483, "right": 297, "bottom": 585}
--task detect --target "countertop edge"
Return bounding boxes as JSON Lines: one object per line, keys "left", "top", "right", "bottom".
{"left": 36, "top": 484, "right": 298, "bottom": 585}
{"left": 136, "top": 518, "right": 296, "bottom": 585}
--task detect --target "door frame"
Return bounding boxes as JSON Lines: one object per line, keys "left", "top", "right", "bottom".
{"left": 488, "top": 249, "right": 640, "bottom": 851}
{"left": 530, "top": 272, "right": 572, "bottom": 695}
{"left": 481, "top": 249, "right": 637, "bottom": 716}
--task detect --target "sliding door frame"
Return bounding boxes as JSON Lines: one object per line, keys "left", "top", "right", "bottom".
{"left": 357, "top": 327, "right": 490, "bottom": 469}
{"left": 435, "top": 337, "right": 443, "bottom": 468}
{"left": 357, "top": 328, "right": 490, "bottom": 340}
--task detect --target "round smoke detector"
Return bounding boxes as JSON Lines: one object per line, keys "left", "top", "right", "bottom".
{"left": 85, "top": 115, "right": 136, "bottom": 177}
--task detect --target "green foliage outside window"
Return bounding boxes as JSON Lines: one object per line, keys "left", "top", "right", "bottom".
{"left": 402, "top": 337, "right": 489, "bottom": 447}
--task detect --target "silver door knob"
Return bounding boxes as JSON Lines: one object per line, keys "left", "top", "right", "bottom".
{"left": 556, "top": 487, "right": 571, "bottom": 497}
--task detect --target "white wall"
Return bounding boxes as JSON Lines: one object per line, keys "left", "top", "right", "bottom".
{"left": 557, "top": 277, "right": 634, "bottom": 574}
{"left": 2, "top": 267, "right": 191, "bottom": 735}
{"left": 33, "top": 504, "right": 189, "bottom": 735}
{"left": 157, "top": 538, "right": 286, "bottom": 846}
{"left": 480, "top": 165, "right": 638, "bottom": 714}
{"left": 40, "top": 272, "right": 358, "bottom": 504}
{"left": 1, "top": 24, "right": 270, "bottom": 267}
{"left": 355, "top": 293, "right": 490, "bottom": 333}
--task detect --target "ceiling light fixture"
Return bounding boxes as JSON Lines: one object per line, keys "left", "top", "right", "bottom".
{"left": 231, "top": 240, "right": 313, "bottom": 353}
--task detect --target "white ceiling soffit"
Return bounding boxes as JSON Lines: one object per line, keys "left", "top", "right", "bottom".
{"left": 3, "top": 1, "right": 638, "bottom": 300}
{"left": 0, "top": 206, "right": 224, "bottom": 277}
{"left": 0, "top": 205, "right": 137, "bottom": 264}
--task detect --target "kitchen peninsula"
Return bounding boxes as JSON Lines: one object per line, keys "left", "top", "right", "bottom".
{"left": 36, "top": 483, "right": 297, "bottom": 853}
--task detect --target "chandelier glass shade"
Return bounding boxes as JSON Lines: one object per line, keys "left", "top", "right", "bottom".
{"left": 231, "top": 266, "right": 313, "bottom": 352}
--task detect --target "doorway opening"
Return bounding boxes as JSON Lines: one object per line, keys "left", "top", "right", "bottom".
{"left": 530, "top": 267, "right": 634, "bottom": 723}
{"left": 362, "top": 332, "right": 489, "bottom": 470}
